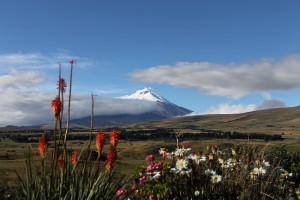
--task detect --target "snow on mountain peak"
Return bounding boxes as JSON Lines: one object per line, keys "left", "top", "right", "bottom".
{"left": 120, "top": 87, "right": 171, "bottom": 103}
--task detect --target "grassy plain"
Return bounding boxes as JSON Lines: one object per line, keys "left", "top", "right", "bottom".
{"left": 1, "top": 135, "right": 299, "bottom": 188}
{"left": 1, "top": 106, "right": 300, "bottom": 188}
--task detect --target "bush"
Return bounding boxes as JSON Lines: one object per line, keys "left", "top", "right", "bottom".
{"left": 126, "top": 143, "right": 300, "bottom": 199}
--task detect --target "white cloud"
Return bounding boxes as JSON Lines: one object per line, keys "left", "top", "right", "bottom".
{"left": 189, "top": 96, "right": 286, "bottom": 115}
{"left": 131, "top": 55, "right": 300, "bottom": 99}
{"left": 69, "top": 95, "right": 157, "bottom": 119}
{"left": 0, "top": 68, "right": 44, "bottom": 90}
{"left": 0, "top": 91, "right": 157, "bottom": 127}
{"left": 256, "top": 99, "right": 286, "bottom": 110}
{"left": 0, "top": 91, "right": 54, "bottom": 126}
{"left": 201, "top": 103, "right": 257, "bottom": 114}
{"left": 0, "top": 51, "right": 97, "bottom": 71}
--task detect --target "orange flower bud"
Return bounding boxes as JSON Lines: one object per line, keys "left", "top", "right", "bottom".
{"left": 51, "top": 96, "right": 62, "bottom": 119}
{"left": 70, "top": 151, "right": 79, "bottom": 165}
{"left": 57, "top": 155, "right": 63, "bottom": 169}
{"left": 109, "top": 130, "right": 119, "bottom": 147}
{"left": 57, "top": 78, "right": 67, "bottom": 93}
{"left": 38, "top": 134, "right": 47, "bottom": 158}
{"left": 96, "top": 129, "right": 105, "bottom": 157}
{"left": 105, "top": 145, "right": 117, "bottom": 172}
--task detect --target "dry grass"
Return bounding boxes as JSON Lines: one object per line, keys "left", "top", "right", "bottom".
{"left": 127, "top": 106, "right": 300, "bottom": 136}
{"left": 1, "top": 138, "right": 299, "bottom": 187}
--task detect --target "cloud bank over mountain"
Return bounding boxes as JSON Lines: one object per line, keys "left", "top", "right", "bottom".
{"left": 0, "top": 53, "right": 294, "bottom": 126}
{"left": 131, "top": 55, "right": 300, "bottom": 99}
{"left": 0, "top": 91, "right": 157, "bottom": 127}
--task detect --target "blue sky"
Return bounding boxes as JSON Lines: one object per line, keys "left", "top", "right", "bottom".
{"left": 1, "top": 1, "right": 300, "bottom": 126}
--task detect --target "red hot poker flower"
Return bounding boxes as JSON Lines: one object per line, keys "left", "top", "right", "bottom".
{"left": 57, "top": 78, "right": 67, "bottom": 93}
{"left": 105, "top": 144, "right": 117, "bottom": 172}
{"left": 57, "top": 155, "right": 63, "bottom": 169}
{"left": 96, "top": 129, "right": 105, "bottom": 158}
{"left": 51, "top": 96, "right": 62, "bottom": 119}
{"left": 70, "top": 151, "right": 79, "bottom": 166}
{"left": 109, "top": 130, "right": 119, "bottom": 147}
{"left": 38, "top": 134, "right": 47, "bottom": 158}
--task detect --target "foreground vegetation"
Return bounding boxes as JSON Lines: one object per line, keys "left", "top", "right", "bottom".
{"left": 1, "top": 61, "right": 300, "bottom": 199}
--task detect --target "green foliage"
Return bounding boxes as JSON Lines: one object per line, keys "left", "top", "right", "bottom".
{"left": 16, "top": 148, "right": 126, "bottom": 200}
{"left": 127, "top": 143, "right": 300, "bottom": 199}
{"left": 12, "top": 62, "right": 126, "bottom": 200}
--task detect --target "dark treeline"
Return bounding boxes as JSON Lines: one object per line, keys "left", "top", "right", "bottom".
{"left": 0, "top": 128, "right": 283, "bottom": 143}
{"left": 120, "top": 129, "right": 283, "bottom": 141}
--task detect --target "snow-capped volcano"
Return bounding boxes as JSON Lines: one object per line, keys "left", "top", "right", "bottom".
{"left": 119, "top": 87, "right": 192, "bottom": 118}
{"left": 70, "top": 88, "right": 193, "bottom": 127}
{"left": 120, "top": 87, "right": 171, "bottom": 103}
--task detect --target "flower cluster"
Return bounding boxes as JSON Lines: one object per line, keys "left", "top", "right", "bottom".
{"left": 128, "top": 143, "right": 297, "bottom": 199}
{"left": 94, "top": 129, "right": 119, "bottom": 172}
{"left": 37, "top": 134, "right": 80, "bottom": 169}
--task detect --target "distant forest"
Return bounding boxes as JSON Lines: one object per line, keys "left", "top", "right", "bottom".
{"left": 0, "top": 128, "right": 283, "bottom": 143}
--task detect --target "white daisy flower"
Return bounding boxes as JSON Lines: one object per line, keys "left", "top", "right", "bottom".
{"left": 205, "top": 169, "right": 216, "bottom": 175}
{"left": 176, "top": 159, "right": 188, "bottom": 170}
{"left": 200, "top": 155, "right": 207, "bottom": 162}
{"left": 194, "top": 190, "right": 200, "bottom": 196}
{"left": 211, "top": 174, "right": 222, "bottom": 183}
{"left": 174, "top": 148, "right": 184, "bottom": 157}
{"left": 253, "top": 167, "right": 266, "bottom": 175}
{"left": 262, "top": 160, "right": 270, "bottom": 167}
{"left": 158, "top": 148, "right": 167, "bottom": 155}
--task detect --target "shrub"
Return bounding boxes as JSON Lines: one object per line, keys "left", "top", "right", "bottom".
{"left": 128, "top": 143, "right": 300, "bottom": 199}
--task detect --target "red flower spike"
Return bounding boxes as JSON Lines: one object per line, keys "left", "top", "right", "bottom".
{"left": 38, "top": 134, "right": 47, "bottom": 158}
{"left": 109, "top": 130, "right": 119, "bottom": 147}
{"left": 51, "top": 96, "right": 62, "bottom": 119}
{"left": 57, "top": 78, "right": 67, "bottom": 93}
{"left": 105, "top": 144, "right": 117, "bottom": 172}
{"left": 57, "top": 155, "right": 63, "bottom": 169}
{"left": 96, "top": 129, "right": 105, "bottom": 158}
{"left": 70, "top": 151, "right": 79, "bottom": 166}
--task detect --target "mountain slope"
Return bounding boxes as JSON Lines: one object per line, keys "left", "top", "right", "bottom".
{"left": 126, "top": 106, "right": 300, "bottom": 136}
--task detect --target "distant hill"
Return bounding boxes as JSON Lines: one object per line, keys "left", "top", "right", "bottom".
{"left": 125, "top": 106, "right": 300, "bottom": 136}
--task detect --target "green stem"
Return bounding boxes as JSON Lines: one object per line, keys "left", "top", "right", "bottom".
{"left": 87, "top": 93, "right": 94, "bottom": 153}
{"left": 64, "top": 61, "right": 74, "bottom": 148}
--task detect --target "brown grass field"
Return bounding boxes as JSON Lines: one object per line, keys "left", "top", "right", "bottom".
{"left": 1, "top": 135, "right": 299, "bottom": 187}
{"left": 1, "top": 106, "right": 300, "bottom": 188}
{"left": 127, "top": 106, "right": 300, "bottom": 137}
